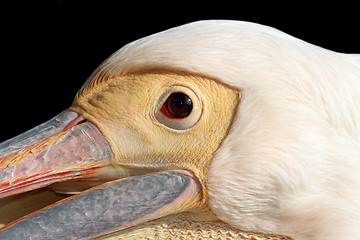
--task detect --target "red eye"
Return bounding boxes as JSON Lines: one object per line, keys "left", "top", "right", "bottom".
{"left": 160, "top": 92, "right": 193, "bottom": 119}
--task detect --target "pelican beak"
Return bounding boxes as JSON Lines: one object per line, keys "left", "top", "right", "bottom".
{"left": 0, "top": 110, "right": 202, "bottom": 239}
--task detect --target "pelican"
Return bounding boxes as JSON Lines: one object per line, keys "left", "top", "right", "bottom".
{"left": 0, "top": 20, "right": 359, "bottom": 240}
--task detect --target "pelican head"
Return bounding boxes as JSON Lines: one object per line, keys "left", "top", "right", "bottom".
{"left": 1, "top": 20, "right": 360, "bottom": 240}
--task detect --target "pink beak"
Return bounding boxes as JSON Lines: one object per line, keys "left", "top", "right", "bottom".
{"left": 0, "top": 110, "right": 200, "bottom": 239}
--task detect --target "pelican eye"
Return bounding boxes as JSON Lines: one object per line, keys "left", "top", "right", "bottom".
{"left": 155, "top": 86, "right": 202, "bottom": 130}
{"left": 160, "top": 92, "right": 193, "bottom": 119}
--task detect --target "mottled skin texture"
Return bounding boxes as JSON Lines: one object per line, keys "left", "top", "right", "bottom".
{"left": 0, "top": 171, "right": 196, "bottom": 240}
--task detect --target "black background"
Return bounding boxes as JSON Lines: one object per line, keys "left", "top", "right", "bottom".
{"left": 1, "top": 1, "right": 359, "bottom": 142}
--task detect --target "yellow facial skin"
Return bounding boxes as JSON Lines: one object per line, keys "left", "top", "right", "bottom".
{"left": 70, "top": 71, "right": 239, "bottom": 203}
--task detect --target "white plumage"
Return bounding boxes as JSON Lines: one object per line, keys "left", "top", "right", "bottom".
{"left": 86, "top": 20, "right": 360, "bottom": 239}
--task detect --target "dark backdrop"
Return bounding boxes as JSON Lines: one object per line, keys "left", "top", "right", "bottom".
{"left": 1, "top": 1, "right": 359, "bottom": 142}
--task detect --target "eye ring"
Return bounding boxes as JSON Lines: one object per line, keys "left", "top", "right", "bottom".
{"left": 155, "top": 86, "right": 202, "bottom": 130}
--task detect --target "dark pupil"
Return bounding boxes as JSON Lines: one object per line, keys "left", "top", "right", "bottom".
{"left": 166, "top": 92, "right": 193, "bottom": 118}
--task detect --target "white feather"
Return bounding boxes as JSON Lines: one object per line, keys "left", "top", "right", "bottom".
{"left": 89, "top": 20, "right": 360, "bottom": 240}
